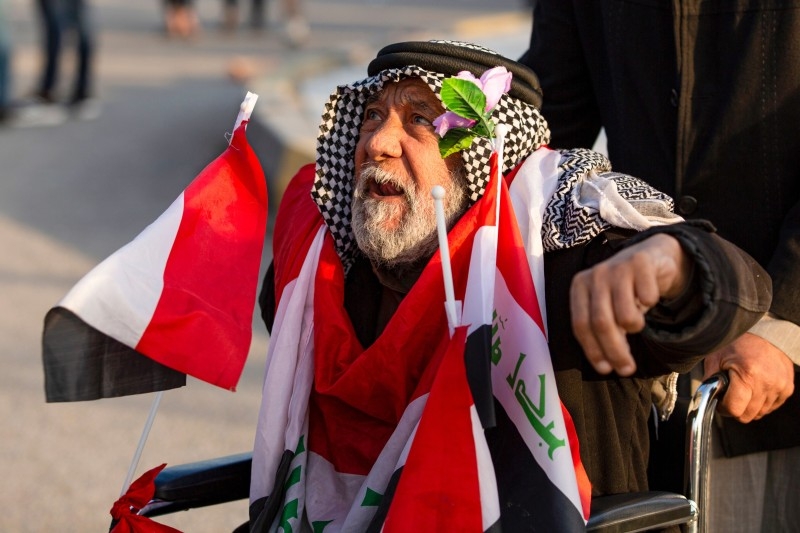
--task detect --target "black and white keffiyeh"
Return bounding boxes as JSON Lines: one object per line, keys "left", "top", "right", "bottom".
{"left": 312, "top": 40, "right": 550, "bottom": 271}
{"left": 543, "top": 148, "right": 678, "bottom": 251}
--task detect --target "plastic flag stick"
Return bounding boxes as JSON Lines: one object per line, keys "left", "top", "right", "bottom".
{"left": 120, "top": 390, "right": 164, "bottom": 496}
{"left": 432, "top": 185, "right": 459, "bottom": 333}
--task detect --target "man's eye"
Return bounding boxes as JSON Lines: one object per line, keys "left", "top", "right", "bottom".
{"left": 364, "top": 109, "right": 381, "bottom": 121}
{"left": 413, "top": 115, "right": 433, "bottom": 126}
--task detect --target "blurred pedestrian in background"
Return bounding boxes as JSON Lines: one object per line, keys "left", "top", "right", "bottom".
{"left": 221, "top": 0, "right": 265, "bottom": 32}
{"left": 163, "top": 0, "right": 199, "bottom": 39}
{"left": 34, "top": 0, "right": 97, "bottom": 110}
{"left": 220, "top": 0, "right": 307, "bottom": 46}
{"left": 0, "top": 0, "right": 11, "bottom": 124}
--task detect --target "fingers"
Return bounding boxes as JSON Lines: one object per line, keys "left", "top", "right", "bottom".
{"left": 571, "top": 266, "right": 642, "bottom": 376}
{"left": 721, "top": 369, "right": 794, "bottom": 422}
{"left": 704, "top": 334, "right": 796, "bottom": 423}
{"left": 718, "top": 370, "right": 786, "bottom": 422}
{"left": 570, "top": 234, "right": 688, "bottom": 377}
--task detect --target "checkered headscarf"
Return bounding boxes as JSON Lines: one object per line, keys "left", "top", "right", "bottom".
{"left": 312, "top": 40, "right": 551, "bottom": 270}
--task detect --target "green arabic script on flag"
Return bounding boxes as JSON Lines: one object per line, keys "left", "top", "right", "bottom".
{"left": 492, "top": 309, "right": 566, "bottom": 459}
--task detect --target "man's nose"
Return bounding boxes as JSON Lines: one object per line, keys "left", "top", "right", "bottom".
{"left": 365, "top": 115, "right": 404, "bottom": 160}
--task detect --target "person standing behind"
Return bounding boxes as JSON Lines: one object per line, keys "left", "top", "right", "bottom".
{"left": 520, "top": 2, "right": 800, "bottom": 531}
{"left": 0, "top": 0, "right": 11, "bottom": 123}
{"left": 32, "top": 0, "right": 99, "bottom": 119}
{"left": 163, "top": 0, "right": 199, "bottom": 39}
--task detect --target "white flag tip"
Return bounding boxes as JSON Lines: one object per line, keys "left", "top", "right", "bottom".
{"left": 431, "top": 185, "right": 445, "bottom": 200}
{"left": 232, "top": 91, "right": 259, "bottom": 135}
{"left": 494, "top": 123, "right": 509, "bottom": 139}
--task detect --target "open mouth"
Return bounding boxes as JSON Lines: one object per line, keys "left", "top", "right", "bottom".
{"left": 367, "top": 178, "right": 405, "bottom": 198}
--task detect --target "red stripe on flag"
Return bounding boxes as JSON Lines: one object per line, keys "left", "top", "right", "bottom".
{"left": 136, "top": 122, "right": 267, "bottom": 390}
{"left": 494, "top": 187, "right": 545, "bottom": 332}
{"left": 561, "top": 403, "right": 592, "bottom": 520}
{"left": 383, "top": 326, "right": 484, "bottom": 532}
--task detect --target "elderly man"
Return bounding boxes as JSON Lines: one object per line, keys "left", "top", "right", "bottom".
{"left": 249, "top": 41, "right": 770, "bottom": 532}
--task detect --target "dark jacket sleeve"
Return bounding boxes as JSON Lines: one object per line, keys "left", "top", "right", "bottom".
{"left": 519, "top": 0, "right": 602, "bottom": 149}
{"left": 767, "top": 201, "right": 800, "bottom": 327}
{"left": 623, "top": 221, "right": 772, "bottom": 375}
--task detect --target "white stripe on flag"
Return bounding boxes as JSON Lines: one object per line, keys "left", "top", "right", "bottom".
{"left": 58, "top": 194, "right": 184, "bottom": 348}
{"left": 507, "top": 148, "right": 561, "bottom": 334}
{"left": 491, "top": 270, "right": 584, "bottom": 516}
{"left": 462, "top": 226, "right": 497, "bottom": 335}
{"left": 471, "top": 405, "right": 500, "bottom": 530}
{"left": 251, "top": 227, "right": 326, "bottom": 503}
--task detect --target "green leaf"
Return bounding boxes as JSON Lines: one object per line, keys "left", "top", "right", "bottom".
{"left": 471, "top": 120, "right": 494, "bottom": 139}
{"left": 440, "top": 78, "right": 486, "bottom": 122}
{"left": 439, "top": 128, "right": 476, "bottom": 158}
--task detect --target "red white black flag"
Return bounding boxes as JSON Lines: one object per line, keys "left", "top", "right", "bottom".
{"left": 461, "top": 151, "right": 592, "bottom": 530}
{"left": 42, "top": 99, "right": 267, "bottom": 402}
{"left": 251, "top": 149, "right": 590, "bottom": 532}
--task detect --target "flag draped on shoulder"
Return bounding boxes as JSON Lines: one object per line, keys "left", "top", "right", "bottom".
{"left": 251, "top": 148, "right": 590, "bottom": 532}
{"left": 43, "top": 94, "right": 267, "bottom": 402}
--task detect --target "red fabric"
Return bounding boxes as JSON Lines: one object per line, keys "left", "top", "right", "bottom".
{"left": 110, "top": 464, "right": 182, "bottom": 533}
{"left": 300, "top": 183, "right": 492, "bottom": 476}
{"left": 273, "top": 151, "right": 590, "bottom": 524}
{"left": 494, "top": 170, "right": 546, "bottom": 334}
{"left": 271, "top": 164, "right": 490, "bottom": 476}
{"left": 270, "top": 164, "right": 324, "bottom": 305}
{"left": 562, "top": 403, "right": 592, "bottom": 519}
{"left": 136, "top": 121, "right": 267, "bottom": 391}
{"left": 383, "top": 326, "right": 483, "bottom": 532}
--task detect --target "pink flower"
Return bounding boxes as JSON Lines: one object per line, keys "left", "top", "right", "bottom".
{"left": 456, "top": 66, "right": 512, "bottom": 111}
{"left": 433, "top": 111, "right": 476, "bottom": 137}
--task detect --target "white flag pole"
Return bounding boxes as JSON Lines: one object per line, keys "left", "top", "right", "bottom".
{"left": 493, "top": 124, "right": 508, "bottom": 225}
{"left": 120, "top": 390, "right": 165, "bottom": 495}
{"left": 432, "top": 186, "right": 459, "bottom": 333}
{"left": 234, "top": 92, "right": 258, "bottom": 131}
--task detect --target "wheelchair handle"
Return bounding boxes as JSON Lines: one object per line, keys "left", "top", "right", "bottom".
{"left": 684, "top": 370, "right": 729, "bottom": 533}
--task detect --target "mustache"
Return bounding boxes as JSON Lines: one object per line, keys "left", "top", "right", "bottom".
{"left": 355, "top": 165, "right": 415, "bottom": 199}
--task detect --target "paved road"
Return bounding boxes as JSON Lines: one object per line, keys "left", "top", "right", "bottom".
{"left": 0, "top": 0, "right": 530, "bottom": 530}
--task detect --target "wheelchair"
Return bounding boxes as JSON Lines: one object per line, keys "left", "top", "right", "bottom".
{"left": 137, "top": 373, "right": 729, "bottom": 532}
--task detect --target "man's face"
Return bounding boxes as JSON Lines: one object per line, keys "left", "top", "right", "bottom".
{"left": 352, "top": 78, "right": 467, "bottom": 267}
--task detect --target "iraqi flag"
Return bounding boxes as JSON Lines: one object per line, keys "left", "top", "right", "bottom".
{"left": 250, "top": 149, "right": 589, "bottom": 532}
{"left": 380, "top": 324, "right": 501, "bottom": 532}
{"left": 460, "top": 150, "right": 592, "bottom": 530}
{"left": 42, "top": 93, "right": 268, "bottom": 402}
{"left": 249, "top": 165, "right": 500, "bottom": 532}
{"left": 382, "top": 151, "right": 591, "bottom": 531}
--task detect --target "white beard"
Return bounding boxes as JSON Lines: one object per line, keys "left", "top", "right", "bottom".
{"left": 351, "top": 165, "right": 468, "bottom": 268}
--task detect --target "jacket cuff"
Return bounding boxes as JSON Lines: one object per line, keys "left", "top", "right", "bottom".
{"left": 621, "top": 221, "right": 771, "bottom": 355}
{"left": 748, "top": 313, "right": 800, "bottom": 366}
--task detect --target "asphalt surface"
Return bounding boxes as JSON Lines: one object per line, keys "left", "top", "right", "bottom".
{"left": 0, "top": 0, "right": 531, "bottom": 530}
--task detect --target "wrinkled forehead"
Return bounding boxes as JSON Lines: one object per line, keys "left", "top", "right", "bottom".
{"left": 363, "top": 77, "right": 444, "bottom": 114}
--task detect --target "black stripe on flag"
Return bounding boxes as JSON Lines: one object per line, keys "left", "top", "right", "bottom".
{"left": 365, "top": 465, "right": 402, "bottom": 533}
{"left": 249, "top": 449, "right": 295, "bottom": 532}
{"left": 465, "top": 323, "right": 496, "bottom": 429}
{"left": 487, "top": 399, "right": 586, "bottom": 532}
{"left": 42, "top": 307, "right": 185, "bottom": 402}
